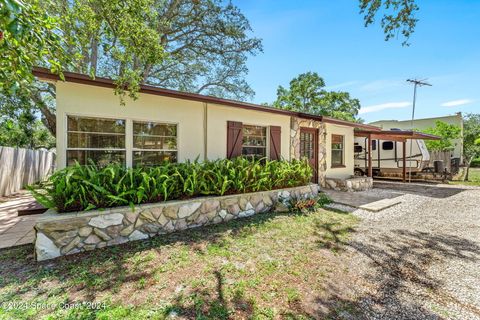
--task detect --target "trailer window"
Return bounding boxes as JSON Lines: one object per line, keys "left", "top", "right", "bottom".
{"left": 372, "top": 140, "right": 377, "bottom": 150}
{"left": 382, "top": 141, "right": 394, "bottom": 150}
{"left": 354, "top": 145, "right": 363, "bottom": 153}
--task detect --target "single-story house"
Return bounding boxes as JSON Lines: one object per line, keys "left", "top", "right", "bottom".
{"left": 33, "top": 67, "right": 380, "bottom": 189}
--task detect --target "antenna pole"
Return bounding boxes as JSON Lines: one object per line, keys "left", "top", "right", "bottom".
{"left": 406, "top": 79, "right": 432, "bottom": 183}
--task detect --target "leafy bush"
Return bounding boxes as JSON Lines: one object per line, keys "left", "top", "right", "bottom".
{"left": 29, "top": 157, "right": 313, "bottom": 213}
{"left": 289, "top": 193, "right": 332, "bottom": 213}
{"left": 471, "top": 158, "right": 480, "bottom": 168}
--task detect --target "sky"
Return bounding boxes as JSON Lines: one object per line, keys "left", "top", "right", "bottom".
{"left": 235, "top": 0, "right": 480, "bottom": 123}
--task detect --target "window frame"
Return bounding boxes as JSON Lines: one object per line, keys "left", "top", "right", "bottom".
{"left": 131, "top": 120, "right": 179, "bottom": 166}
{"left": 65, "top": 114, "right": 127, "bottom": 166}
{"left": 331, "top": 134, "right": 345, "bottom": 168}
{"left": 65, "top": 114, "right": 180, "bottom": 167}
{"left": 241, "top": 124, "right": 269, "bottom": 159}
{"left": 382, "top": 141, "right": 394, "bottom": 150}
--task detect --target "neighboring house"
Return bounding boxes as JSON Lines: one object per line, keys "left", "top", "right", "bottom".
{"left": 369, "top": 113, "right": 464, "bottom": 162}
{"left": 33, "top": 68, "right": 379, "bottom": 188}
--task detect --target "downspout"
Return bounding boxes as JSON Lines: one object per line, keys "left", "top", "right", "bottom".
{"left": 203, "top": 102, "right": 208, "bottom": 161}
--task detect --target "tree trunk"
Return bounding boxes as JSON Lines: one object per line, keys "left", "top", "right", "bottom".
{"left": 464, "top": 156, "right": 474, "bottom": 181}
{"left": 31, "top": 91, "right": 56, "bottom": 137}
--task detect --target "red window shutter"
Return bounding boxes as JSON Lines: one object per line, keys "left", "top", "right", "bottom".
{"left": 269, "top": 126, "right": 281, "bottom": 160}
{"left": 227, "top": 121, "right": 243, "bottom": 159}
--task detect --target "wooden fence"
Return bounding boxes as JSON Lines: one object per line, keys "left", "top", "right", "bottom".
{"left": 0, "top": 147, "right": 55, "bottom": 197}
{"left": 429, "top": 150, "right": 452, "bottom": 172}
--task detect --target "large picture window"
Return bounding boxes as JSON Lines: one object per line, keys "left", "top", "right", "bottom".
{"left": 67, "top": 116, "right": 126, "bottom": 166}
{"left": 242, "top": 125, "right": 267, "bottom": 158}
{"left": 133, "top": 121, "right": 177, "bottom": 166}
{"left": 331, "top": 134, "right": 344, "bottom": 167}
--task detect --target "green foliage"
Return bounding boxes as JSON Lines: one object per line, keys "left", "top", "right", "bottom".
{"left": 29, "top": 158, "right": 313, "bottom": 213}
{"left": 271, "top": 72, "right": 362, "bottom": 122}
{"left": 463, "top": 113, "right": 480, "bottom": 163}
{"left": 0, "top": 0, "right": 76, "bottom": 94}
{"left": 421, "top": 120, "right": 461, "bottom": 151}
{"left": 289, "top": 193, "right": 332, "bottom": 214}
{"left": 360, "top": 0, "right": 419, "bottom": 46}
{"left": 471, "top": 158, "right": 480, "bottom": 168}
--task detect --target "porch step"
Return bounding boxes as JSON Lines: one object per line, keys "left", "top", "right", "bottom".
{"left": 357, "top": 198, "right": 402, "bottom": 212}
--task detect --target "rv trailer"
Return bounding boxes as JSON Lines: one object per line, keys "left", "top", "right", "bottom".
{"left": 353, "top": 135, "right": 430, "bottom": 176}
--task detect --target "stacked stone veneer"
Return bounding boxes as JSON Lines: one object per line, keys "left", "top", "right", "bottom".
{"left": 290, "top": 117, "right": 327, "bottom": 187}
{"left": 34, "top": 184, "right": 319, "bottom": 261}
{"left": 325, "top": 176, "right": 373, "bottom": 192}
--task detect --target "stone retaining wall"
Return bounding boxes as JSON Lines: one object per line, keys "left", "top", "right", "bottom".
{"left": 34, "top": 184, "right": 319, "bottom": 261}
{"left": 325, "top": 177, "right": 373, "bottom": 192}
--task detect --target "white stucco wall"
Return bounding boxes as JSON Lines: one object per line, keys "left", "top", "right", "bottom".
{"left": 325, "top": 123, "right": 354, "bottom": 179}
{"left": 55, "top": 82, "right": 292, "bottom": 169}
{"left": 56, "top": 82, "right": 205, "bottom": 169}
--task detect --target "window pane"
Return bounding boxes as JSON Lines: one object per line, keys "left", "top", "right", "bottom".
{"left": 133, "top": 136, "right": 177, "bottom": 149}
{"left": 242, "top": 136, "right": 266, "bottom": 147}
{"left": 382, "top": 141, "right": 394, "bottom": 150}
{"left": 243, "top": 125, "right": 266, "bottom": 137}
{"left": 133, "top": 122, "right": 177, "bottom": 136}
{"left": 332, "top": 150, "right": 343, "bottom": 166}
{"left": 68, "top": 116, "right": 125, "bottom": 134}
{"left": 68, "top": 132, "right": 125, "bottom": 148}
{"left": 67, "top": 150, "right": 125, "bottom": 166}
{"left": 133, "top": 151, "right": 177, "bottom": 166}
{"left": 242, "top": 147, "right": 266, "bottom": 158}
{"left": 332, "top": 135, "right": 343, "bottom": 144}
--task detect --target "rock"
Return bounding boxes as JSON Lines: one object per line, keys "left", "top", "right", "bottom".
{"left": 274, "top": 202, "right": 290, "bottom": 213}
{"left": 164, "top": 220, "right": 175, "bottom": 232}
{"left": 54, "top": 231, "right": 78, "bottom": 246}
{"left": 129, "top": 230, "right": 148, "bottom": 241}
{"left": 195, "top": 214, "right": 209, "bottom": 225}
{"left": 201, "top": 200, "right": 219, "bottom": 214}
{"left": 239, "top": 197, "right": 249, "bottom": 210}
{"left": 224, "top": 213, "right": 235, "bottom": 222}
{"left": 37, "top": 217, "right": 88, "bottom": 233}
{"left": 178, "top": 202, "right": 202, "bottom": 219}
{"left": 256, "top": 201, "right": 266, "bottom": 213}
{"left": 135, "top": 218, "right": 145, "bottom": 228}
{"left": 175, "top": 219, "right": 188, "bottom": 230}
{"left": 238, "top": 209, "right": 255, "bottom": 218}
{"left": 78, "top": 227, "right": 92, "bottom": 237}
{"left": 140, "top": 210, "right": 156, "bottom": 223}
{"left": 97, "top": 242, "right": 107, "bottom": 248}
{"left": 125, "top": 211, "right": 137, "bottom": 224}
{"left": 205, "top": 210, "right": 218, "bottom": 220}
{"left": 222, "top": 198, "right": 238, "bottom": 207}
{"left": 120, "top": 224, "right": 134, "bottom": 237}
{"left": 49, "top": 230, "right": 77, "bottom": 241}
{"left": 249, "top": 195, "right": 263, "bottom": 207}
{"left": 85, "top": 234, "right": 101, "bottom": 245}
{"left": 150, "top": 207, "right": 163, "bottom": 219}
{"left": 219, "top": 209, "right": 227, "bottom": 219}
{"left": 245, "top": 202, "right": 254, "bottom": 211}
{"left": 142, "top": 223, "right": 160, "bottom": 234}
{"left": 212, "top": 216, "right": 223, "bottom": 224}
{"left": 280, "top": 191, "right": 291, "bottom": 199}
{"left": 94, "top": 228, "right": 111, "bottom": 241}
{"left": 61, "top": 236, "right": 81, "bottom": 254}
{"left": 157, "top": 214, "right": 169, "bottom": 226}
{"left": 89, "top": 213, "right": 124, "bottom": 228}
{"left": 163, "top": 205, "right": 179, "bottom": 219}
{"left": 36, "top": 233, "right": 61, "bottom": 261}
{"left": 108, "top": 237, "right": 128, "bottom": 246}
{"left": 83, "top": 244, "right": 96, "bottom": 251}
{"left": 227, "top": 204, "right": 240, "bottom": 215}
{"left": 105, "top": 225, "right": 123, "bottom": 237}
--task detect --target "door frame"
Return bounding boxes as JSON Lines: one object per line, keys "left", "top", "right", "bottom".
{"left": 299, "top": 127, "right": 319, "bottom": 183}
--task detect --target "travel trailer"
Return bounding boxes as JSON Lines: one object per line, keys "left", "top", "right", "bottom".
{"left": 353, "top": 134, "right": 430, "bottom": 176}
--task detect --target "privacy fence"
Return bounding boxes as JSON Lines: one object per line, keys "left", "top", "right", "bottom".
{"left": 0, "top": 147, "right": 55, "bottom": 197}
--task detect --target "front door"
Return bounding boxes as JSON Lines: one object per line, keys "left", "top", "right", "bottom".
{"left": 300, "top": 127, "right": 319, "bottom": 183}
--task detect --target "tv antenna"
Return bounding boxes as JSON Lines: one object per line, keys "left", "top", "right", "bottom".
{"left": 406, "top": 78, "right": 432, "bottom": 182}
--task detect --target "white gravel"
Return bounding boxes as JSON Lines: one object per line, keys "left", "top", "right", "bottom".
{"left": 338, "top": 183, "right": 480, "bottom": 319}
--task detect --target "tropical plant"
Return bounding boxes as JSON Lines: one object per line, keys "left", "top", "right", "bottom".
{"left": 463, "top": 113, "right": 480, "bottom": 181}
{"left": 29, "top": 158, "right": 313, "bottom": 213}
{"left": 420, "top": 120, "right": 461, "bottom": 152}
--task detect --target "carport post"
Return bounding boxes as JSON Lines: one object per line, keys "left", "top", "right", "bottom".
{"left": 402, "top": 140, "right": 407, "bottom": 183}
{"left": 367, "top": 134, "right": 373, "bottom": 177}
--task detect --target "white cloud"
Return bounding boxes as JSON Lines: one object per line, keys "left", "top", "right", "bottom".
{"left": 440, "top": 99, "right": 473, "bottom": 107}
{"left": 359, "top": 102, "right": 411, "bottom": 114}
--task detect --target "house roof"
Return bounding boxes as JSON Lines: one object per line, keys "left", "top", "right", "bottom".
{"left": 354, "top": 129, "right": 441, "bottom": 142}
{"left": 32, "top": 67, "right": 380, "bottom": 131}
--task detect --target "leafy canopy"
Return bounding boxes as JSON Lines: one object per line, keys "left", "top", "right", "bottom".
{"left": 272, "top": 72, "right": 362, "bottom": 122}
{"left": 421, "top": 121, "right": 461, "bottom": 152}
{"left": 463, "top": 113, "right": 480, "bottom": 162}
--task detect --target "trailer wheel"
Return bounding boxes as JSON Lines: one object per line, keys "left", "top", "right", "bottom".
{"left": 354, "top": 168, "right": 365, "bottom": 176}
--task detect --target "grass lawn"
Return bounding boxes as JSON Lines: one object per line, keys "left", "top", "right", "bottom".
{"left": 0, "top": 207, "right": 359, "bottom": 319}
{"left": 451, "top": 167, "right": 480, "bottom": 186}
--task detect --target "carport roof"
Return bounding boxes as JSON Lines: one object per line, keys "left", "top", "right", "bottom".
{"left": 354, "top": 129, "right": 441, "bottom": 142}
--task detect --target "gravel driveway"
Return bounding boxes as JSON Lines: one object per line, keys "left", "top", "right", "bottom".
{"left": 329, "top": 182, "right": 480, "bottom": 320}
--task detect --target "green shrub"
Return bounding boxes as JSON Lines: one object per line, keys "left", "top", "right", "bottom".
{"left": 471, "top": 158, "right": 480, "bottom": 168}
{"left": 29, "top": 157, "right": 313, "bottom": 213}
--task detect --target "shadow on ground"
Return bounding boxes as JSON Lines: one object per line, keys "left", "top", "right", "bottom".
{"left": 374, "top": 181, "right": 466, "bottom": 198}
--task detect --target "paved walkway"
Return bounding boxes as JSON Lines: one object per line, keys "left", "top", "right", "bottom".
{"left": 323, "top": 186, "right": 403, "bottom": 212}
{"left": 0, "top": 191, "right": 39, "bottom": 249}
